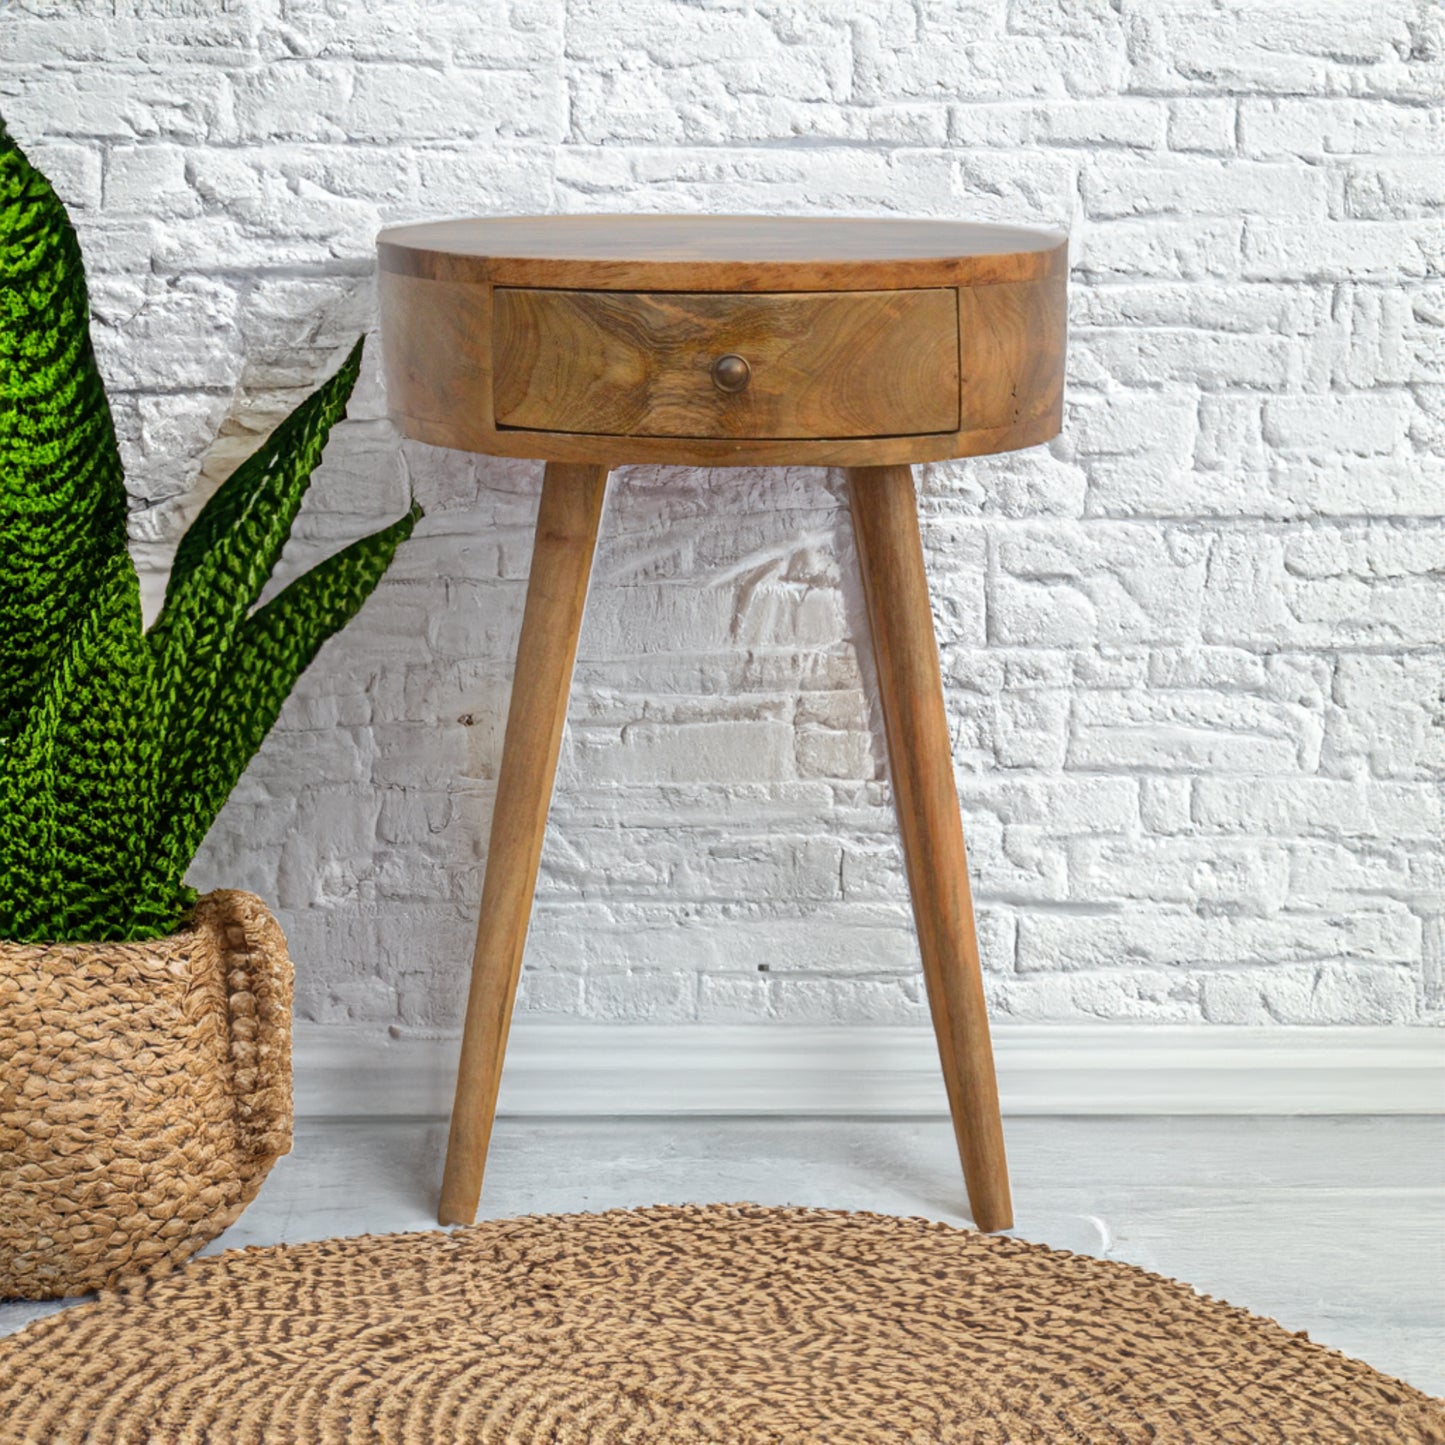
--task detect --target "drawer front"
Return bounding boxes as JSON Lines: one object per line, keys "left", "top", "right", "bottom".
{"left": 492, "top": 288, "right": 960, "bottom": 440}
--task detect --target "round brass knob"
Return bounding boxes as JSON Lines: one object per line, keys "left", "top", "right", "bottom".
{"left": 710, "top": 353, "right": 751, "bottom": 393}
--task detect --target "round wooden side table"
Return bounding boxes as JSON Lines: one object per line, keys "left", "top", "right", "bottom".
{"left": 376, "top": 215, "right": 1068, "bottom": 1233}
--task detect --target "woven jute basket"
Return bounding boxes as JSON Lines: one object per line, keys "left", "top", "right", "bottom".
{"left": 0, "top": 890, "right": 293, "bottom": 1300}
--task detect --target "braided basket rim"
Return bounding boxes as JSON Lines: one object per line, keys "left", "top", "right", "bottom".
{"left": 0, "top": 888, "right": 294, "bottom": 1299}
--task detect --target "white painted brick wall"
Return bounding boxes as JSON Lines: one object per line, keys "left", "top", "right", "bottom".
{"left": 3, "top": 0, "right": 1441, "bottom": 1029}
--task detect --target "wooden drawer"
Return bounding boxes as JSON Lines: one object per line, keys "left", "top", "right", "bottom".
{"left": 491, "top": 288, "right": 960, "bottom": 441}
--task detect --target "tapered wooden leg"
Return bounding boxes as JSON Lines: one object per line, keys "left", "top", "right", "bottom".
{"left": 439, "top": 462, "right": 609, "bottom": 1226}
{"left": 845, "top": 465, "right": 1012, "bottom": 1232}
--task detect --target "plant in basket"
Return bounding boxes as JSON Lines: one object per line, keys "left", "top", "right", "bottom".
{"left": 0, "top": 115, "right": 419, "bottom": 1299}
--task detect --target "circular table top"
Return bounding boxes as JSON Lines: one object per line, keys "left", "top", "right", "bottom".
{"left": 377, "top": 213, "right": 1067, "bottom": 292}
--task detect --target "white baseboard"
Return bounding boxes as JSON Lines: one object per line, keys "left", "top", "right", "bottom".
{"left": 293, "top": 1022, "right": 1444, "bottom": 1119}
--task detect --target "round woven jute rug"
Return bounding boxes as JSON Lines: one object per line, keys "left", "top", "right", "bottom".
{"left": 0, "top": 1203, "right": 1439, "bottom": 1444}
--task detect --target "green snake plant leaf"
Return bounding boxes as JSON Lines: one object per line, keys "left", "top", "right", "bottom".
{"left": 0, "top": 117, "right": 130, "bottom": 742}
{"left": 0, "top": 117, "right": 418, "bottom": 943}
{"left": 145, "top": 338, "right": 364, "bottom": 855}
{"left": 148, "top": 502, "right": 422, "bottom": 887}
{"left": 0, "top": 550, "right": 183, "bottom": 943}
{"left": 153, "top": 336, "right": 364, "bottom": 644}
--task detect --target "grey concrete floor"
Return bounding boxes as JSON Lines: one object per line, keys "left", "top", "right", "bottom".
{"left": 2, "top": 1115, "right": 1441, "bottom": 1397}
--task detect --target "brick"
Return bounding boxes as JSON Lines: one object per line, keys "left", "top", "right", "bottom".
{"left": 674, "top": 837, "right": 843, "bottom": 905}
{"left": 1072, "top": 286, "right": 1322, "bottom": 349}
{"left": 1320, "top": 287, "right": 1420, "bottom": 389}
{"left": 24, "top": 142, "right": 102, "bottom": 211}
{"left": 2, "top": 12, "right": 160, "bottom": 65}
{"left": 410, "top": 147, "right": 559, "bottom": 217}
{"left": 231, "top": 61, "right": 562, "bottom": 144}
{"left": 767, "top": 977, "right": 928, "bottom": 1025}
{"left": 1069, "top": 837, "right": 1292, "bottom": 914}
{"left": 556, "top": 142, "right": 954, "bottom": 215}
{"left": 1085, "top": 432, "right": 1285, "bottom": 519}
{"left": 566, "top": 4, "right": 910, "bottom": 149}
{"left": 1019, "top": 905, "right": 1419, "bottom": 974}
{"left": 1073, "top": 327, "right": 1300, "bottom": 390}
{"left": 1070, "top": 648, "right": 1149, "bottom": 691}
{"left": 115, "top": 390, "right": 229, "bottom": 512}
{"left": 1165, "top": 99, "right": 1235, "bottom": 155}
{"left": 992, "top": 969, "right": 1202, "bottom": 1023}
{"left": 1197, "top": 962, "right": 1420, "bottom": 1025}
{"left": 1084, "top": 157, "right": 1326, "bottom": 220}
{"left": 1263, "top": 394, "right": 1411, "bottom": 455}
{"left": 1, "top": 65, "right": 236, "bottom": 142}
{"left": 924, "top": 451, "right": 1088, "bottom": 519}
{"left": 795, "top": 724, "right": 875, "bottom": 781}
{"left": 991, "top": 523, "right": 1208, "bottom": 647}
{"left": 263, "top": 0, "right": 562, "bottom": 69}
{"left": 861, "top": 30, "right": 1102, "bottom": 105}
{"left": 1067, "top": 688, "right": 1320, "bottom": 775}
{"left": 515, "top": 969, "right": 586, "bottom": 1016}
{"left": 956, "top": 778, "right": 1139, "bottom": 833}
{"left": 1287, "top": 456, "right": 1445, "bottom": 520}
{"left": 1242, "top": 219, "right": 1443, "bottom": 282}
{"left": 1068, "top": 392, "right": 1197, "bottom": 461}
{"left": 1039, "top": 99, "right": 1165, "bottom": 149}
{"left": 1075, "top": 218, "right": 1243, "bottom": 281}
{"left": 1123, "top": 1, "right": 1415, "bottom": 96}
{"left": 570, "top": 720, "right": 799, "bottom": 787}
{"left": 104, "top": 143, "right": 202, "bottom": 218}
{"left": 1148, "top": 646, "right": 1267, "bottom": 691}
{"left": 949, "top": 100, "right": 1165, "bottom": 151}
{"left": 715, "top": 914, "right": 935, "bottom": 978}
{"left": 1239, "top": 99, "right": 1445, "bottom": 159}
{"left": 583, "top": 971, "right": 698, "bottom": 1023}
{"left": 276, "top": 903, "right": 474, "bottom": 1025}
{"left": 989, "top": 689, "right": 1071, "bottom": 770}
{"left": 89, "top": 276, "right": 239, "bottom": 390}
{"left": 696, "top": 973, "right": 772, "bottom": 1021}
{"left": 1202, "top": 527, "right": 1445, "bottom": 648}
{"left": 952, "top": 151, "right": 1077, "bottom": 228}
{"left": 1139, "top": 776, "right": 1192, "bottom": 833}
{"left": 1322, "top": 654, "right": 1445, "bottom": 779}
{"left": 1340, "top": 158, "right": 1445, "bottom": 220}
{"left": 1192, "top": 778, "right": 1439, "bottom": 838}
{"left": 1288, "top": 839, "right": 1443, "bottom": 902}
{"left": 584, "top": 585, "right": 747, "bottom": 658}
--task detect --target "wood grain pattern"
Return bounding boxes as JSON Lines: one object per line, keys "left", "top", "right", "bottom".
{"left": 438, "top": 462, "right": 608, "bottom": 1227}
{"left": 378, "top": 270, "right": 1066, "bottom": 467}
{"left": 959, "top": 271, "right": 1067, "bottom": 435}
{"left": 377, "top": 216, "right": 1067, "bottom": 466}
{"left": 378, "top": 214, "right": 1067, "bottom": 292}
{"left": 492, "top": 288, "right": 960, "bottom": 440}
{"left": 386, "top": 409, "right": 1060, "bottom": 469}
{"left": 846, "top": 464, "right": 1012, "bottom": 1233}
{"left": 379, "top": 271, "right": 495, "bottom": 432}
